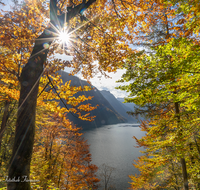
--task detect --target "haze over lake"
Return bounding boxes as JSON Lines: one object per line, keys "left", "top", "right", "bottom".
{"left": 83, "top": 123, "right": 146, "bottom": 190}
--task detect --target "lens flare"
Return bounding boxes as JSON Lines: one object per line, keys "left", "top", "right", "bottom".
{"left": 59, "top": 31, "right": 70, "bottom": 43}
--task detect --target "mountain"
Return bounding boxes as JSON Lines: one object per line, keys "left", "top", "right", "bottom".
{"left": 57, "top": 71, "right": 126, "bottom": 130}
{"left": 117, "top": 98, "right": 135, "bottom": 111}
{"left": 117, "top": 98, "right": 145, "bottom": 122}
{"left": 100, "top": 90, "right": 138, "bottom": 123}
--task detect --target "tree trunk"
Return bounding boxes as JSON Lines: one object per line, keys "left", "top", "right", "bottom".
{"left": 180, "top": 157, "right": 189, "bottom": 190}
{"left": 7, "top": 1, "right": 96, "bottom": 189}
{"left": 175, "top": 102, "right": 189, "bottom": 190}
{"left": 7, "top": 28, "right": 53, "bottom": 190}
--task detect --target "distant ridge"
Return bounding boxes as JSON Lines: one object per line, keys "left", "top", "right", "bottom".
{"left": 58, "top": 71, "right": 126, "bottom": 130}
{"left": 100, "top": 90, "right": 138, "bottom": 123}
{"left": 117, "top": 98, "right": 145, "bottom": 122}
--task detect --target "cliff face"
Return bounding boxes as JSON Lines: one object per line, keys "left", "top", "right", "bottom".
{"left": 58, "top": 71, "right": 126, "bottom": 130}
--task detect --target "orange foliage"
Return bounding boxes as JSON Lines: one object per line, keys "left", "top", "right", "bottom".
{"left": 31, "top": 114, "right": 100, "bottom": 189}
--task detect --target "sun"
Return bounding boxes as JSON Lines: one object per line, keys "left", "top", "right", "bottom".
{"left": 59, "top": 31, "right": 70, "bottom": 44}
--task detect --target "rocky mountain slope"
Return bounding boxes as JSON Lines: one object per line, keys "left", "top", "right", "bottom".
{"left": 58, "top": 71, "right": 126, "bottom": 130}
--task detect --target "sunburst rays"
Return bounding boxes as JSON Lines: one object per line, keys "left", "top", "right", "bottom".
{"left": 31, "top": 12, "right": 99, "bottom": 58}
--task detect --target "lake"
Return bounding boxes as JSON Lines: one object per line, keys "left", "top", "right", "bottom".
{"left": 83, "top": 123, "right": 146, "bottom": 190}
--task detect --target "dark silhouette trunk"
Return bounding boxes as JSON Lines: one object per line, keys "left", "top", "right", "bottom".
{"left": 7, "top": 27, "right": 53, "bottom": 190}
{"left": 7, "top": 0, "right": 96, "bottom": 189}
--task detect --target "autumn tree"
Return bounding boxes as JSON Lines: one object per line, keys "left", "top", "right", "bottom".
{"left": 0, "top": 0, "right": 100, "bottom": 189}
{"left": 0, "top": 25, "right": 21, "bottom": 185}
{"left": 109, "top": 0, "right": 200, "bottom": 189}
{"left": 162, "top": 0, "right": 200, "bottom": 38}
{"left": 31, "top": 113, "right": 99, "bottom": 189}
{"left": 117, "top": 38, "right": 200, "bottom": 189}
{"left": 2, "top": 0, "right": 98, "bottom": 189}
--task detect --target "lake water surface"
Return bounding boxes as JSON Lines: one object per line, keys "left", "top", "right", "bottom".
{"left": 83, "top": 123, "right": 146, "bottom": 190}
